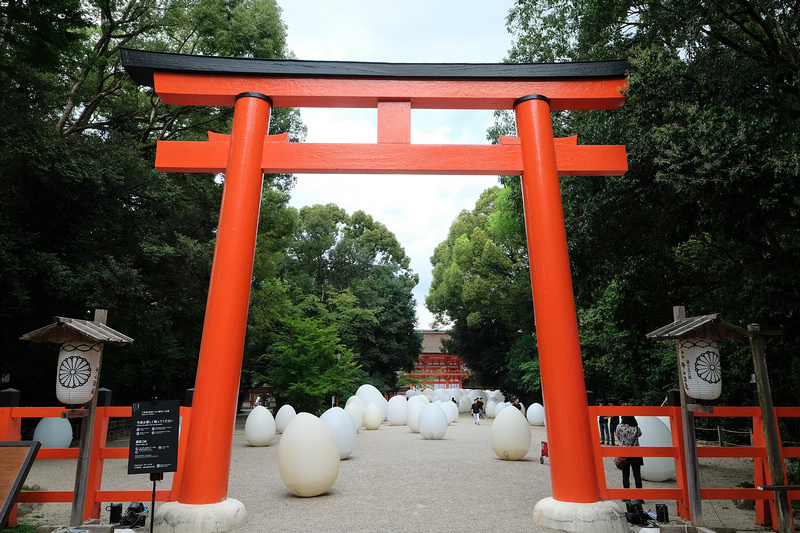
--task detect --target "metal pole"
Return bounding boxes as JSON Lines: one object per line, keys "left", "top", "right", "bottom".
{"left": 70, "top": 308, "right": 107, "bottom": 526}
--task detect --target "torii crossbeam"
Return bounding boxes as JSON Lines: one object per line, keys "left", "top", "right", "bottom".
{"left": 121, "top": 48, "right": 629, "bottom": 532}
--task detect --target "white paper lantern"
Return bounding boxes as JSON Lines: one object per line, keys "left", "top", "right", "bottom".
{"left": 679, "top": 337, "right": 722, "bottom": 400}
{"left": 56, "top": 343, "right": 101, "bottom": 405}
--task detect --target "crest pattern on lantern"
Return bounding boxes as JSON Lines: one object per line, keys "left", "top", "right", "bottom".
{"left": 56, "top": 343, "right": 101, "bottom": 405}
{"left": 679, "top": 337, "right": 722, "bottom": 400}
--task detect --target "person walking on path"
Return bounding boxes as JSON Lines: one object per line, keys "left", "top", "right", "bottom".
{"left": 598, "top": 399, "right": 609, "bottom": 445}
{"left": 616, "top": 415, "right": 643, "bottom": 494}
{"left": 471, "top": 397, "right": 482, "bottom": 424}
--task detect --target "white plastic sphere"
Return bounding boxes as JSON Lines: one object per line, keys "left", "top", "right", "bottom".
{"left": 356, "top": 384, "right": 387, "bottom": 419}
{"left": 244, "top": 406, "right": 276, "bottom": 446}
{"left": 386, "top": 396, "right": 409, "bottom": 425}
{"left": 491, "top": 405, "right": 532, "bottom": 460}
{"left": 407, "top": 401, "right": 424, "bottom": 433}
{"left": 33, "top": 417, "right": 73, "bottom": 448}
{"left": 320, "top": 407, "right": 358, "bottom": 460}
{"left": 638, "top": 416, "right": 676, "bottom": 482}
{"left": 418, "top": 403, "right": 448, "bottom": 440}
{"left": 362, "top": 402, "right": 383, "bottom": 430}
{"left": 527, "top": 403, "right": 545, "bottom": 426}
{"left": 278, "top": 413, "right": 340, "bottom": 497}
{"left": 458, "top": 396, "right": 471, "bottom": 413}
{"left": 275, "top": 404, "right": 296, "bottom": 434}
{"left": 344, "top": 402, "right": 364, "bottom": 430}
{"left": 485, "top": 400, "right": 497, "bottom": 419}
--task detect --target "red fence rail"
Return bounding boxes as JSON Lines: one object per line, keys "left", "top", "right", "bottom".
{"left": 0, "top": 405, "right": 192, "bottom": 525}
{"left": 592, "top": 405, "right": 799, "bottom": 530}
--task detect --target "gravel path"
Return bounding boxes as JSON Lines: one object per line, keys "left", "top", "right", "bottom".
{"left": 19, "top": 412, "right": 772, "bottom": 532}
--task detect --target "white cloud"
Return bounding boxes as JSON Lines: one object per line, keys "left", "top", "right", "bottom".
{"left": 277, "top": 0, "right": 516, "bottom": 328}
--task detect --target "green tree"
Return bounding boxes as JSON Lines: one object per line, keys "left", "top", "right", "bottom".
{"left": 258, "top": 316, "right": 366, "bottom": 414}
{"left": 279, "top": 204, "right": 422, "bottom": 392}
{"left": 496, "top": 0, "right": 800, "bottom": 407}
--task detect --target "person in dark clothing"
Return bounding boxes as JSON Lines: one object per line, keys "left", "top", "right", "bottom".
{"left": 616, "top": 415, "right": 643, "bottom": 492}
{"left": 471, "top": 398, "right": 482, "bottom": 424}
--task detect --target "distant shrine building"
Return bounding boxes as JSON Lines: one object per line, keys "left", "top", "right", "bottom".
{"left": 409, "top": 330, "right": 468, "bottom": 389}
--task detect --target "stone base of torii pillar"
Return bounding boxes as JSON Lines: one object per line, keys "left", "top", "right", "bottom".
{"left": 153, "top": 499, "right": 246, "bottom": 533}
{"left": 534, "top": 498, "right": 629, "bottom": 532}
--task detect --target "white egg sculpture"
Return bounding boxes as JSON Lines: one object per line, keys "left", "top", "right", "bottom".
{"left": 494, "top": 401, "right": 509, "bottom": 418}
{"left": 637, "top": 416, "right": 676, "bottom": 482}
{"left": 422, "top": 388, "right": 435, "bottom": 400}
{"left": 491, "top": 405, "right": 532, "bottom": 460}
{"left": 244, "top": 405, "right": 276, "bottom": 446}
{"left": 491, "top": 390, "right": 506, "bottom": 402}
{"left": 356, "top": 384, "right": 387, "bottom": 420}
{"left": 407, "top": 401, "right": 424, "bottom": 433}
{"left": 344, "top": 402, "right": 364, "bottom": 430}
{"left": 486, "top": 400, "right": 497, "bottom": 419}
{"left": 278, "top": 413, "right": 340, "bottom": 497}
{"left": 527, "top": 403, "right": 545, "bottom": 426}
{"left": 386, "top": 396, "right": 409, "bottom": 426}
{"left": 345, "top": 395, "right": 365, "bottom": 410}
{"left": 32, "top": 417, "right": 73, "bottom": 448}
{"left": 442, "top": 401, "right": 458, "bottom": 424}
{"left": 362, "top": 402, "right": 383, "bottom": 430}
{"left": 320, "top": 407, "right": 358, "bottom": 460}
{"left": 275, "top": 404, "right": 296, "bottom": 434}
{"left": 418, "top": 403, "right": 448, "bottom": 440}
{"left": 459, "top": 396, "right": 471, "bottom": 413}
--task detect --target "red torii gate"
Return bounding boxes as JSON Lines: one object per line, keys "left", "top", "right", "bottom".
{"left": 122, "top": 49, "right": 629, "bottom": 531}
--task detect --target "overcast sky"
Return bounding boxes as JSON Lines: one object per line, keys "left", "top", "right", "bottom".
{"left": 277, "top": 0, "right": 517, "bottom": 329}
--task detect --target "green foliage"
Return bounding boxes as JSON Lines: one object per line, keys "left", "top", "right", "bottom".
{"left": 258, "top": 316, "right": 366, "bottom": 414}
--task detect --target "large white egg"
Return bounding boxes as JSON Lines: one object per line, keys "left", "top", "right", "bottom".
{"left": 320, "top": 407, "right": 358, "bottom": 460}
{"left": 459, "top": 396, "right": 471, "bottom": 413}
{"left": 485, "top": 400, "right": 497, "bottom": 419}
{"left": 33, "top": 417, "right": 73, "bottom": 448}
{"left": 422, "top": 388, "right": 435, "bottom": 400}
{"left": 244, "top": 405, "right": 276, "bottom": 446}
{"left": 418, "top": 403, "right": 448, "bottom": 440}
{"left": 275, "top": 404, "right": 296, "bottom": 434}
{"left": 490, "top": 390, "right": 506, "bottom": 402}
{"left": 362, "top": 402, "right": 383, "bottom": 430}
{"left": 494, "top": 401, "right": 509, "bottom": 418}
{"left": 277, "top": 413, "right": 340, "bottom": 497}
{"left": 386, "top": 396, "right": 409, "bottom": 426}
{"left": 345, "top": 395, "right": 365, "bottom": 410}
{"left": 407, "top": 401, "right": 424, "bottom": 433}
{"left": 442, "top": 401, "right": 458, "bottom": 424}
{"left": 356, "top": 384, "right": 387, "bottom": 419}
{"left": 344, "top": 402, "right": 364, "bottom": 430}
{"left": 491, "top": 405, "right": 532, "bottom": 460}
{"left": 527, "top": 403, "right": 545, "bottom": 426}
{"left": 638, "top": 416, "right": 676, "bottom": 482}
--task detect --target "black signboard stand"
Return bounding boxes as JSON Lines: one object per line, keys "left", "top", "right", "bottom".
{"left": 1, "top": 441, "right": 41, "bottom": 531}
{"left": 128, "top": 399, "right": 180, "bottom": 533}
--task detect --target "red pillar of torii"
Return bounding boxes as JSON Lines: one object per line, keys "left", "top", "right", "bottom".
{"left": 122, "top": 49, "right": 629, "bottom": 530}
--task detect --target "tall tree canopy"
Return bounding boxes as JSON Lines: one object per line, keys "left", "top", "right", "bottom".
{"left": 430, "top": 0, "right": 800, "bottom": 408}
{"left": 0, "top": 0, "right": 304, "bottom": 406}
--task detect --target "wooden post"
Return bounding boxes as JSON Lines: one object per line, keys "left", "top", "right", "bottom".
{"left": 70, "top": 308, "right": 107, "bottom": 526}
{"left": 748, "top": 323, "right": 794, "bottom": 533}
{"left": 673, "top": 305, "right": 703, "bottom": 526}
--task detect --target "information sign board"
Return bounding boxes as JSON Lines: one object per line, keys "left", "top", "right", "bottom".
{"left": 128, "top": 400, "right": 180, "bottom": 474}
{"left": 0, "top": 441, "right": 41, "bottom": 529}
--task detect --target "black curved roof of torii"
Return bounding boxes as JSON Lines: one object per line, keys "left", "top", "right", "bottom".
{"left": 120, "top": 48, "right": 629, "bottom": 88}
